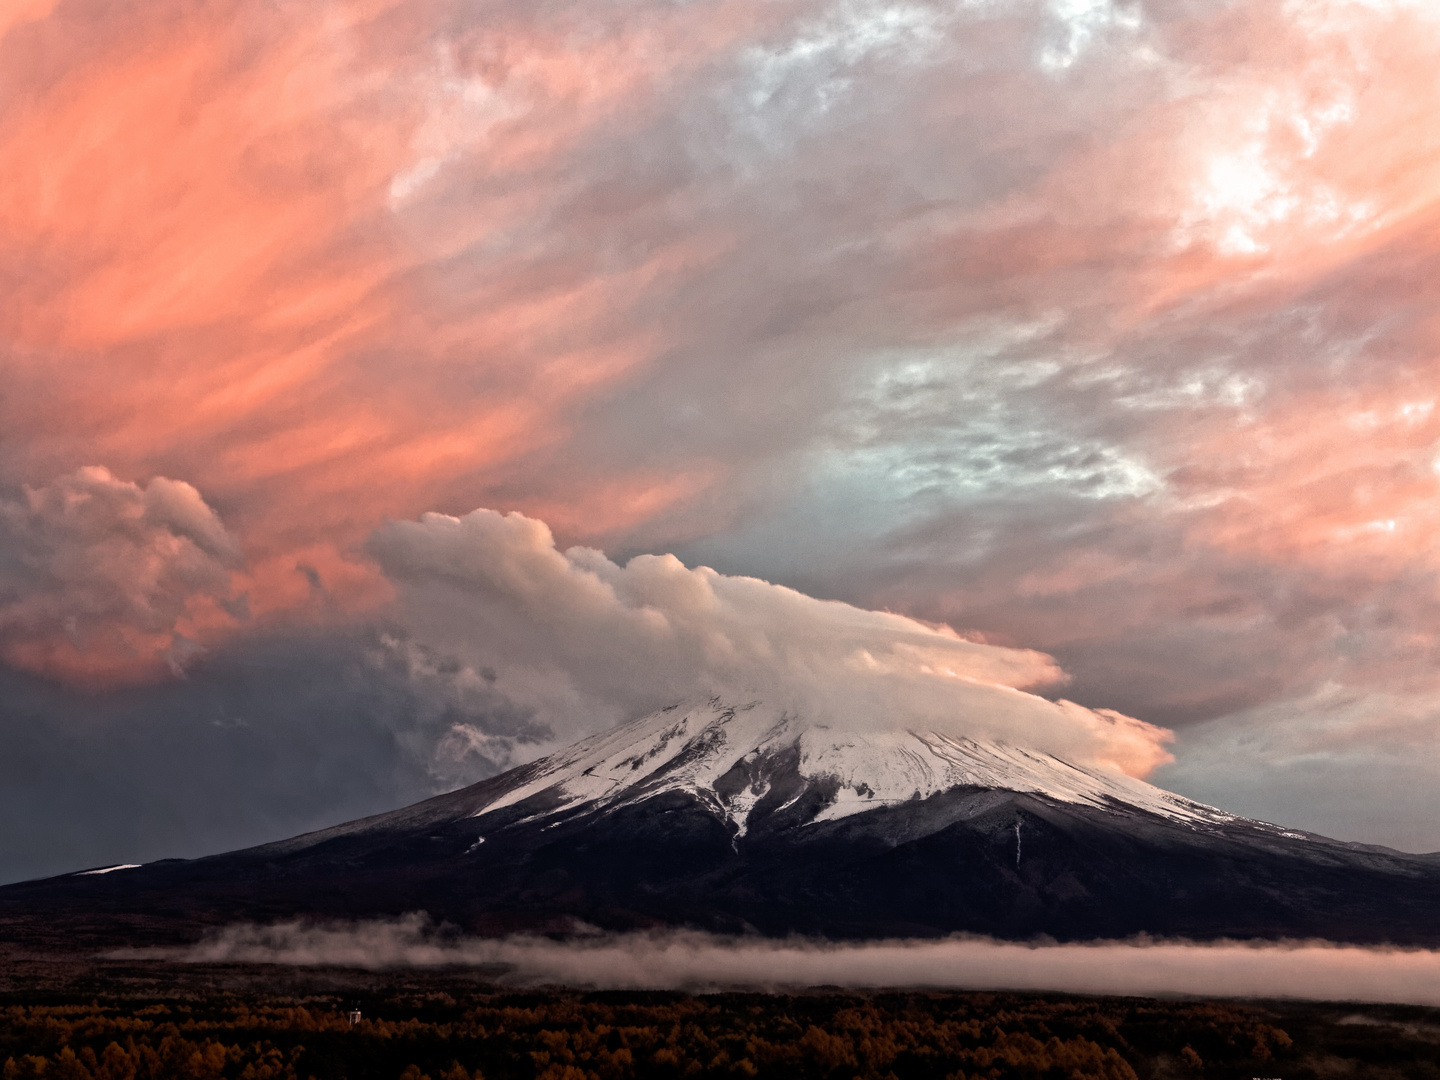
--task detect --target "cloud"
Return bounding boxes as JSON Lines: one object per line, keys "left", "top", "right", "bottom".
{"left": 5, "top": 0, "right": 1440, "bottom": 853}
{"left": 0, "top": 627, "right": 549, "bottom": 884}
{"left": 0, "top": 0, "right": 751, "bottom": 572}
{"left": 169, "top": 917, "right": 1440, "bottom": 1006}
{"left": 368, "top": 507, "right": 1172, "bottom": 776}
{"left": 0, "top": 467, "right": 242, "bottom": 684}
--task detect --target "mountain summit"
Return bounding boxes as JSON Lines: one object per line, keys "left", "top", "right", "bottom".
{"left": 427, "top": 697, "right": 1233, "bottom": 840}
{"left": 5, "top": 698, "right": 1439, "bottom": 946}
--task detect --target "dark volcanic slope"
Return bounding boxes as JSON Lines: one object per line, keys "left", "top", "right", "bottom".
{"left": 5, "top": 699, "right": 1439, "bottom": 947}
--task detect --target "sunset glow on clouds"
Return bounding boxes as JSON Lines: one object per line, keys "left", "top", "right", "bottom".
{"left": 5, "top": 0, "right": 1440, "bottom": 878}
{"left": 369, "top": 507, "right": 1174, "bottom": 777}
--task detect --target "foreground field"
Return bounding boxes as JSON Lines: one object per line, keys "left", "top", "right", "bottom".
{"left": 3, "top": 961, "right": 1440, "bottom": 1080}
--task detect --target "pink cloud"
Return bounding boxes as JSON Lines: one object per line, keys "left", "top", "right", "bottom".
{"left": 0, "top": 467, "right": 241, "bottom": 685}
{"left": 1, "top": 0, "right": 1439, "bottom": 801}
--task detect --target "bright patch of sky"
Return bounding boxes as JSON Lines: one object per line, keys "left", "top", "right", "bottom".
{"left": 1103, "top": 365, "right": 1263, "bottom": 413}
{"left": 389, "top": 43, "right": 518, "bottom": 208}
{"left": 1174, "top": 43, "right": 1375, "bottom": 255}
{"left": 1039, "top": 0, "right": 1141, "bottom": 73}
{"left": 678, "top": 331, "right": 1164, "bottom": 582}
{"left": 830, "top": 349, "right": 1162, "bottom": 504}
{"left": 718, "top": 0, "right": 958, "bottom": 159}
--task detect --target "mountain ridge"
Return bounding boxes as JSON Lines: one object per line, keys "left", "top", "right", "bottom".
{"left": 245, "top": 697, "right": 1266, "bottom": 852}
{"left": 5, "top": 696, "right": 1440, "bottom": 948}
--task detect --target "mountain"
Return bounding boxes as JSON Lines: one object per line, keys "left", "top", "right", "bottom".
{"left": 5, "top": 697, "right": 1440, "bottom": 947}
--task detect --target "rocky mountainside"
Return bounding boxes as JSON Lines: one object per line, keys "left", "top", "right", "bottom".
{"left": 5, "top": 697, "right": 1439, "bottom": 947}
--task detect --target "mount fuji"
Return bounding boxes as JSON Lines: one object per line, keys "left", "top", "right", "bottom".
{"left": 5, "top": 697, "right": 1440, "bottom": 946}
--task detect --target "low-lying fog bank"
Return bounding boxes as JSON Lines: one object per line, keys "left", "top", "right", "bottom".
{"left": 132, "top": 915, "right": 1440, "bottom": 1005}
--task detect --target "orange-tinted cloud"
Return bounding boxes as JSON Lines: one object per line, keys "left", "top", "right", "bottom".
{"left": 0, "top": 0, "right": 760, "bottom": 680}
{"left": 0, "top": 467, "right": 241, "bottom": 685}
{"left": 5, "top": 0, "right": 1440, "bottom": 729}
{"left": 0, "top": 3, "right": 746, "bottom": 477}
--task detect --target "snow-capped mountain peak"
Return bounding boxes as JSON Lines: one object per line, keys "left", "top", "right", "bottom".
{"left": 21, "top": 696, "right": 1439, "bottom": 949}
{"left": 468, "top": 697, "right": 1234, "bottom": 836}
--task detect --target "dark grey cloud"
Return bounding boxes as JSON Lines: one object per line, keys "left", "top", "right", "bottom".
{"left": 0, "top": 627, "right": 546, "bottom": 884}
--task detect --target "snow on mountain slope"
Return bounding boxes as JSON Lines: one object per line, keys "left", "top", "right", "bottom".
{"left": 466, "top": 697, "right": 1239, "bottom": 836}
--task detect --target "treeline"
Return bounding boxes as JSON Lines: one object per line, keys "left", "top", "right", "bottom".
{"left": 0, "top": 988, "right": 1432, "bottom": 1080}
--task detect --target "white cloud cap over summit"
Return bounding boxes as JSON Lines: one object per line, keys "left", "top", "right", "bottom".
{"left": 368, "top": 508, "right": 1173, "bottom": 778}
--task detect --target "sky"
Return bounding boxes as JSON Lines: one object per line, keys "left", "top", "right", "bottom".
{"left": 4, "top": 0, "right": 1440, "bottom": 883}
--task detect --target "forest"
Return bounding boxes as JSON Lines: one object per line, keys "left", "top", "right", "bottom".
{"left": 3, "top": 980, "right": 1439, "bottom": 1080}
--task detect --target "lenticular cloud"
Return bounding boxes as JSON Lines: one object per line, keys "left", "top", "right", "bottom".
{"left": 369, "top": 508, "right": 1172, "bottom": 776}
